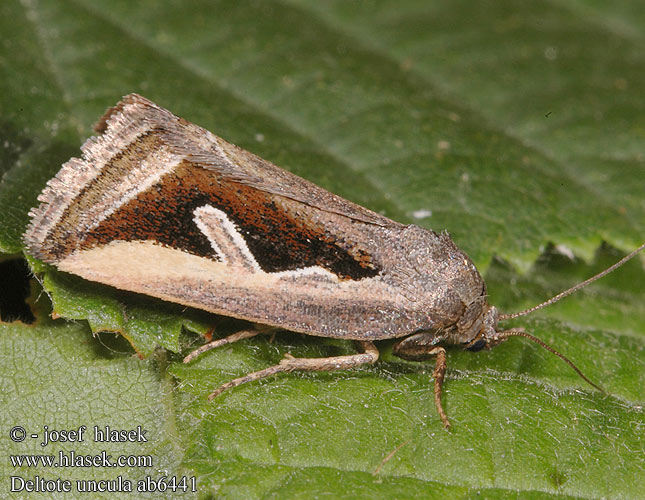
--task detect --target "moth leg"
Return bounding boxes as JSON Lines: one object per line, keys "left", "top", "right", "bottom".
{"left": 208, "top": 340, "right": 379, "bottom": 400}
{"left": 393, "top": 335, "right": 450, "bottom": 429}
{"left": 429, "top": 347, "right": 449, "bottom": 429}
{"left": 183, "top": 326, "right": 277, "bottom": 364}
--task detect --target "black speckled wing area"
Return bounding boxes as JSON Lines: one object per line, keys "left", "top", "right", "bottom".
{"left": 24, "top": 94, "right": 390, "bottom": 280}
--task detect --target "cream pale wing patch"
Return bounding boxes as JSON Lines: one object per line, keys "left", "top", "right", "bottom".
{"left": 56, "top": 240, "right": 425, "bottom": 339}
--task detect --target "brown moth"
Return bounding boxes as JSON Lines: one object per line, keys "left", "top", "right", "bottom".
{"left": 24, "top": 94, "right": 644, "bottom": 428}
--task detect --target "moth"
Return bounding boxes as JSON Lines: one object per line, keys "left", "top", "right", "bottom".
{"left": 24, "top": 94, "right": 644, "bottom": 428}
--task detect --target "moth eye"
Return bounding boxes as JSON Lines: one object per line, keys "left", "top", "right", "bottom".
{"left": 466, "top": 338, "right": 487, "bottom": 352}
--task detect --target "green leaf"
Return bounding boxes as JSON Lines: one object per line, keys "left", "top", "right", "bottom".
{"left": 0, "top": 310, "right": 188, "bottom": 499}
{"left": 39, "top": 265, "right": 214, "bottom": 357}
{"left": 1, "top": 1, "right": 643, "bottom": 499}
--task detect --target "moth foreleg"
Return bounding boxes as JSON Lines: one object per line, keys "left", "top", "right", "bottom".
{"left": 207, "top": 340, "right": 379, "bottom": 400}
{"left": 393, "top": 335, "right": 450, "bottom": 429}
{"left": 429, "top": 347, "right": 449, "bottom": 429}
{"left": 183, "top": 327, "right": 275, "bottom": 363}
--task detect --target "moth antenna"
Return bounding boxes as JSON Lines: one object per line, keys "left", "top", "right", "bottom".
{"left": 499, "top": 242, "right": 645, "bottom": 320}
{"left": 495, "top": 329, "right": 604, "bottom": 393}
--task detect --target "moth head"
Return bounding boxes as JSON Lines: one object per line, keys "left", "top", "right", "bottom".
{"left": 465, "top": 306, "right": 499, "bottom": 352}
{"left": 458, "top": 301, "right": 498, "bottom": 352}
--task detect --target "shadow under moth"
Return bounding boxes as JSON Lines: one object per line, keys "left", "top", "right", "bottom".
{"left": 24, "top": 94, "right": 644, "bottom": 428}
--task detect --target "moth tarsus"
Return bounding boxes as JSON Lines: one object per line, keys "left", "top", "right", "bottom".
{"left": 182, "top": 328, "right": 264, "bottom": 364}
{"left": 23, "top": 93, "right": 644, "bottom": 429}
